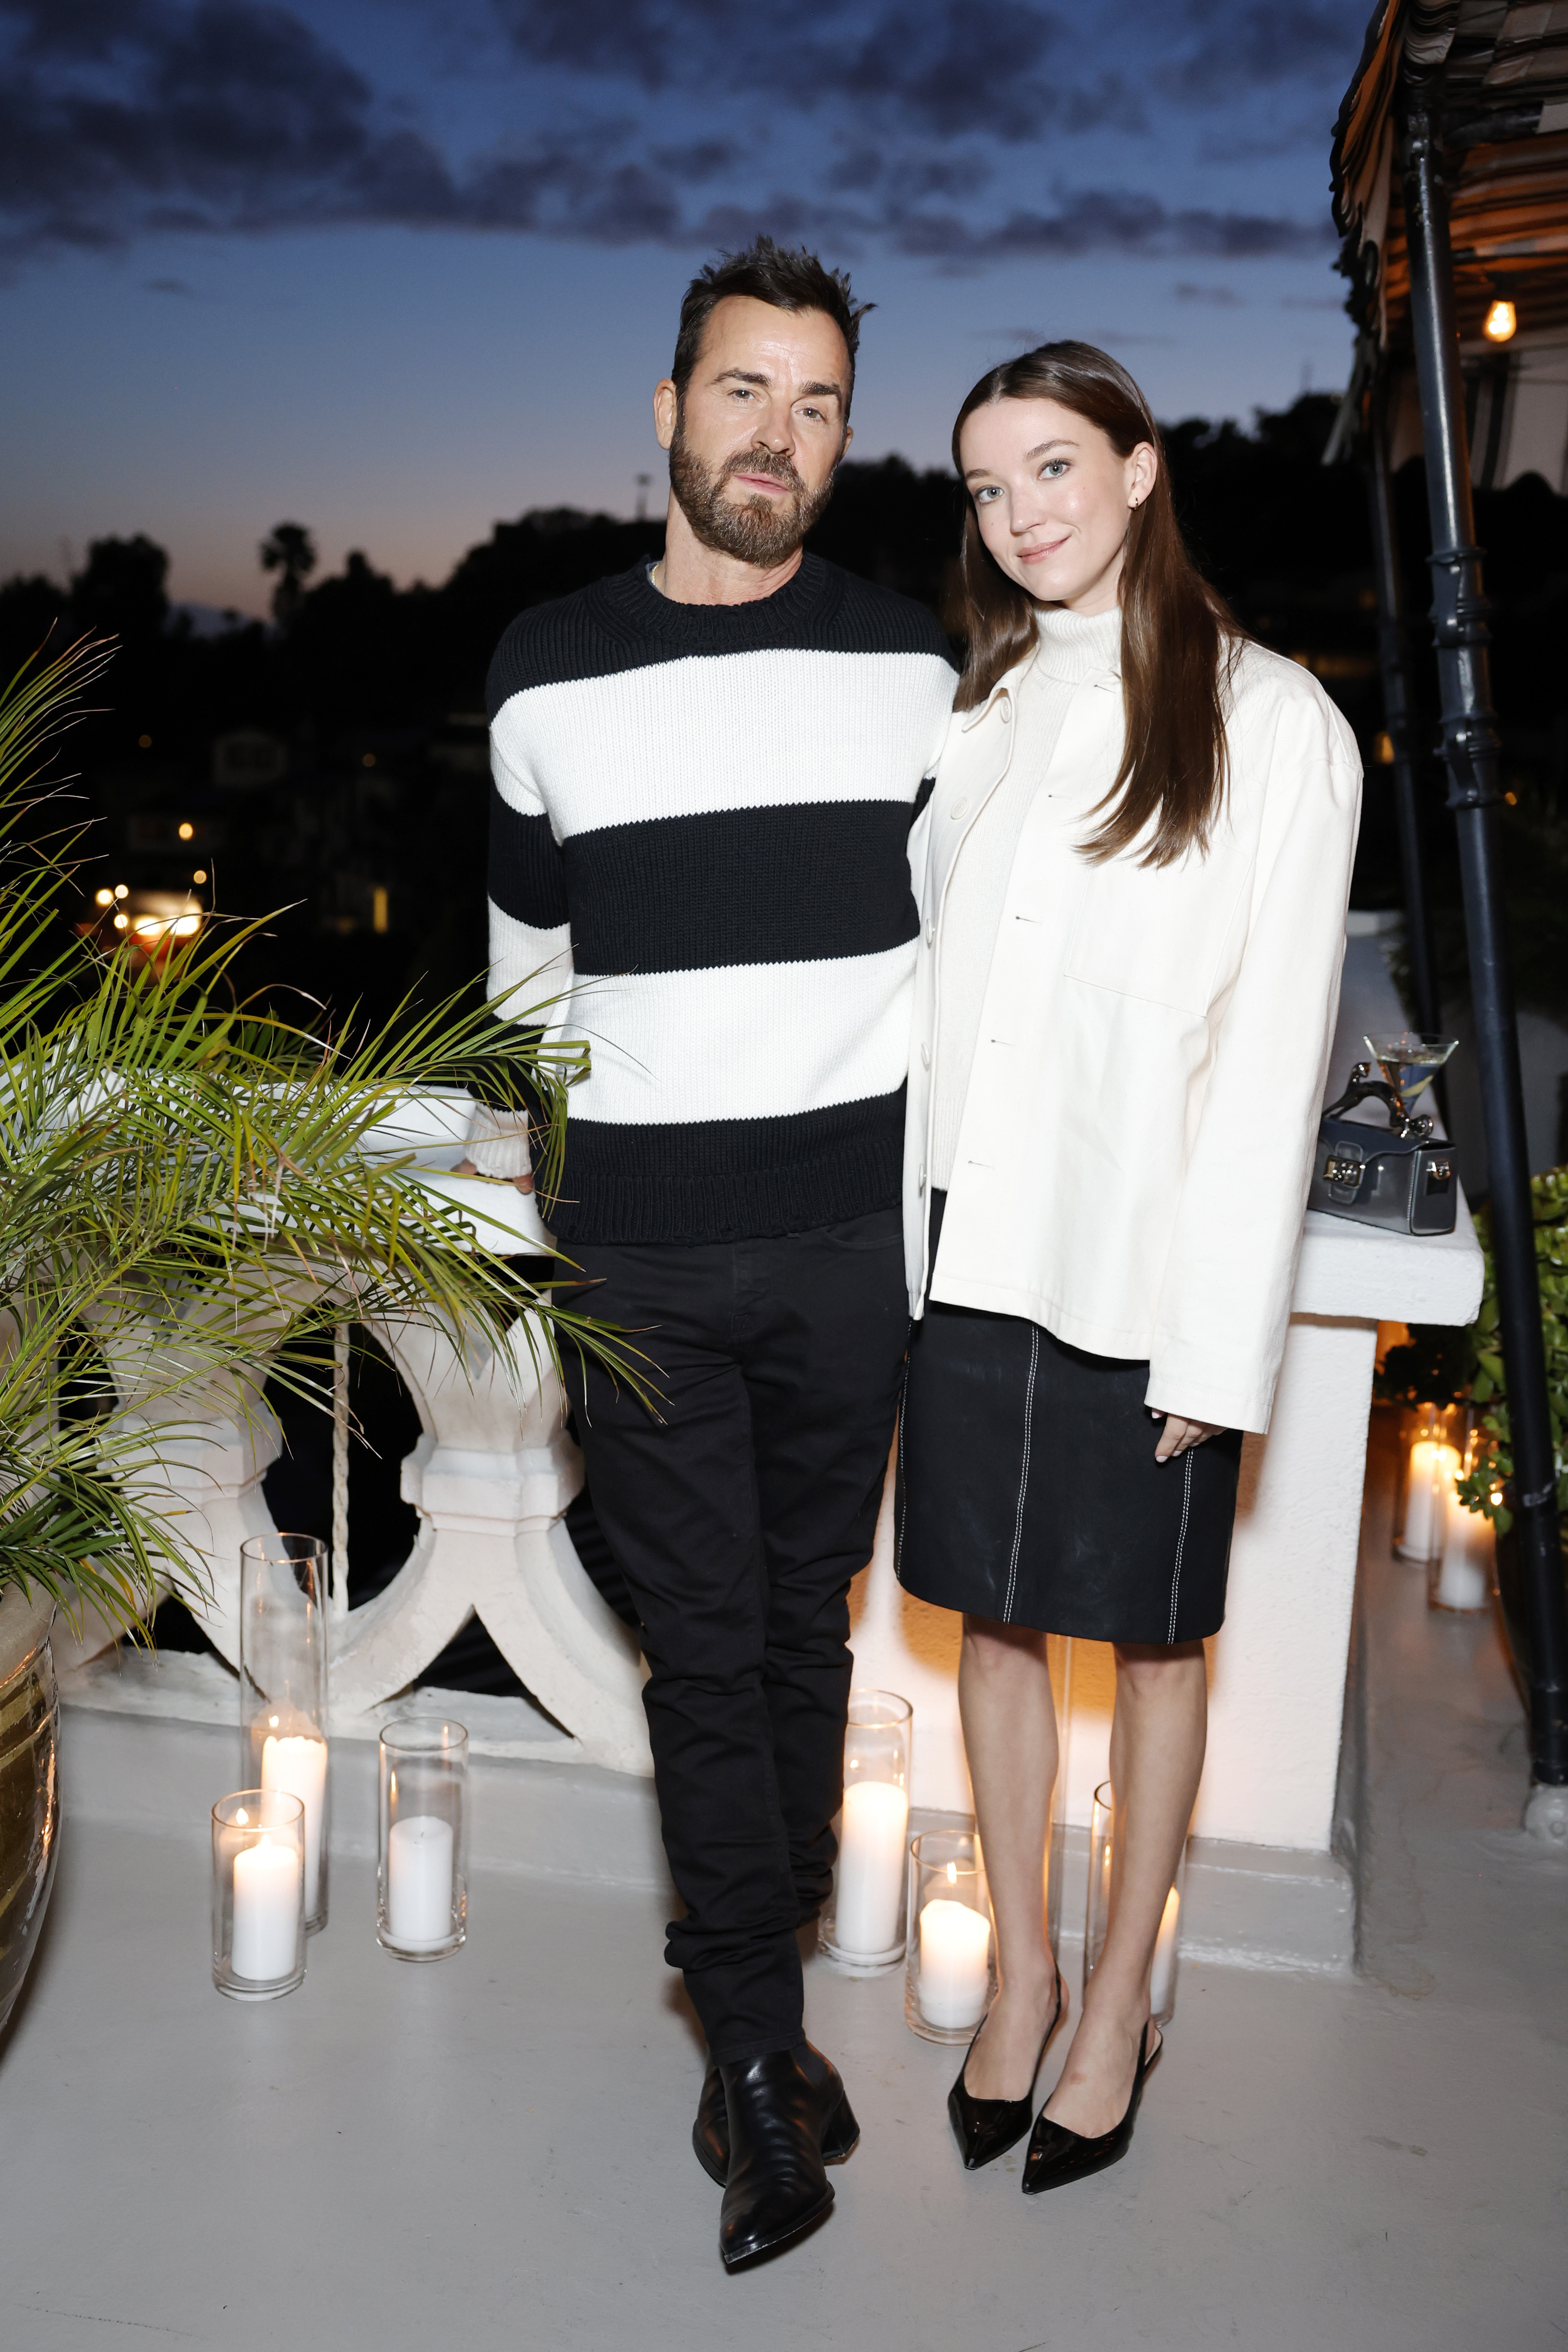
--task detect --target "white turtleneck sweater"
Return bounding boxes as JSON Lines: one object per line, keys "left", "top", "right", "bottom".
{"left": 930, "top": 602, "right": 1122, "bottom": 1192}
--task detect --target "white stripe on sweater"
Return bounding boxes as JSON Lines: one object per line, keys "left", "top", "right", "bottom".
{"left": 491, "top": 649, "right": 952, "bottom": 838}
{"left": 500, "top": 941, "right": 917, "bottom": 1126}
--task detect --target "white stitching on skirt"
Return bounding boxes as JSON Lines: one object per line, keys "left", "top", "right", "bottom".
{"left": 1003, "top": 1327, "right": 1041, "bottom": 1624}
{"left": 1167, "top": 1450, "right": 1195, "bottom": 1645}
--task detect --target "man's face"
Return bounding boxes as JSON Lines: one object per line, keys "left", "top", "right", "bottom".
{"left": 656, "top": 295, "right": 852, "bottom": 567}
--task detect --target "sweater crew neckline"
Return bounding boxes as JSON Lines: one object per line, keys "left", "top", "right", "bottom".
{"left": 593, "top": 550, "right": 842, "bottom": 651}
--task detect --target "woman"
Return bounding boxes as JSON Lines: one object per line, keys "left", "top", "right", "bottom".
{"left": 897, "top": 344, "right": 1360, "bottom": 2194}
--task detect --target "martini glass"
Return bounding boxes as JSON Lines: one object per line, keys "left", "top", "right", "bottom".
{"left": 1364, "top": 1032, "right": 1457, "bottom": 1121}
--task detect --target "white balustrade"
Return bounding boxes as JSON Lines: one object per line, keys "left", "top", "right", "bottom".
{"left": 53, "top": 1093, "right": 652, "bottom": 1777}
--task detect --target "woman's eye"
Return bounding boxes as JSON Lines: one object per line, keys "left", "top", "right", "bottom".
{"left": 1040, "top": 459, "right": 1069, "bottom": 477}
{"left": 974, "top": 485, "right": 1000, "bottom": 504}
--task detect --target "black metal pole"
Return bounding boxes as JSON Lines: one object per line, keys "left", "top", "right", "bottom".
{"left": 1403, "top": 99, "right": 1568, "bottom": 1791}
{"left": 1366, "top": 383, "right": 1444, "bottom": 1040}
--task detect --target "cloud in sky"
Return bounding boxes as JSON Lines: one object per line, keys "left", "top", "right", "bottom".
{"left": 0, "top": 0, "right": 1359, "bottom": 273}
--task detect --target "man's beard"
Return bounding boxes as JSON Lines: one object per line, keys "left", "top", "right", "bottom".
{"left": 668, "top": 418, "right": 837, "bottom": 568}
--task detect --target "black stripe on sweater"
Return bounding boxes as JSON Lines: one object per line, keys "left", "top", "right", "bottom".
{"left": 487, "top": 555, "right": 955, "bottom": 714}
{"left": 542, "top": 1088, "right": 907, "bottom": 1245}
{"left": 560, "top": 801, "right": 920, "bottom": 977}
{"left": 489, "top": 790, "right": 567, "bottom": 930}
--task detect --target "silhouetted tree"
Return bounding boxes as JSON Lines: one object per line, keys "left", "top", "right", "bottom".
{"left": 259, "top": 522, "right": 317, "bottom": 630}
{"left": 69, "top": 534, "right": 169, "bottom": 648}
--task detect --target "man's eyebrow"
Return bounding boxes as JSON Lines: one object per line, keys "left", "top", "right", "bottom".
{"left": 963, "top": 436, "right": 1076, "bottom": 481}
{"left": 711, "top": 366, "right": 845, "bottom": 402}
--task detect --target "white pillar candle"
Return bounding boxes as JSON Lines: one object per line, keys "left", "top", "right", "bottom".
{"left": 261, "top": 1733, "right": 328, "bottom": 1916}
{"left": 1149, "top": 1884, "right": 1182, "bottom": 2018}
{"left": 835, "top": 1779, "right": 909, "bottom": 1956}
{"left": 1400, "top": 1440, "right": 1460, "bottom": 1560}
{"left": 1435, "top": 1490, "right": 1492, "bottom": 1611}
{"left": 231, "top": 1835, "right": 301, "bottom": 1981}
{"left": 917, "top": 1897, "right": 991, "bottom": 2030}
{"left": 387, "top": 1813, "right": 454, "bottom": 1945}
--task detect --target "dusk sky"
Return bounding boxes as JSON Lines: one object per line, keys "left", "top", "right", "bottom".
{"left": 3, "top": 1, "right": 1369, "bottom": 616}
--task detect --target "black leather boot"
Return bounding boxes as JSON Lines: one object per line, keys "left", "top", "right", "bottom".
{"left": 693, "top": 2044, "right": 860, "bottom": 2187}
{"left": 716, "top": 2045, "right": 856, "bottom": 2267}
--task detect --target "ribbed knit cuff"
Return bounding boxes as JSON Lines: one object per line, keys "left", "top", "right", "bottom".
{"left": 466, "top": 1104, "right": 532, "bottom": 1180}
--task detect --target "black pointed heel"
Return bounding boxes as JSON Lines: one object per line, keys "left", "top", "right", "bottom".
{"left": 947, "top": 1968, "right": 1066, "bottom": 2172}
{"left": 1020, "top": 2020, "right": 1161, "bottom": 2196}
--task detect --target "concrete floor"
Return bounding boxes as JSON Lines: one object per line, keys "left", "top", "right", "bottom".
{"left": 3, "top": 1431, "right": 1566, "bottom": 2351}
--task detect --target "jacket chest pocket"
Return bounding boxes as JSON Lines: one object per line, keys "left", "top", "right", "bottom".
{"left": 1061, "top": 850, "right": 1252, "bottom": 1016}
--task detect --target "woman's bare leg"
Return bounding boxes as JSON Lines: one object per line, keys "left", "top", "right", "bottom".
{"left": 957, "top": 1615, "right": 1066, "bottom": 2100}
{"left": 1043, "top": 1640, "right": 1205, "bottom": 2136}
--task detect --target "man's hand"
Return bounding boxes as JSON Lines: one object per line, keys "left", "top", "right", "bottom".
{"left": 1152, "top": 1412, "right": 1223, "bottom": 1462}
{"left": 454, "top": 1156, "right": 533, "bottom": 1195}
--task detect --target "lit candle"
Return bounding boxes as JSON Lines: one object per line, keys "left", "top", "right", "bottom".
{"left": 1149, "top": 1884, "right": 1181, "bottom": 2017}
{"left": 1400, "top": 1439, "right": 1460, "bottom": 1560}
{"left": 387, "top": 1814, "right": 454, "bottom": 1945}
{"left": 231, "top": 1833, "right": 301, "bottom": 1981}
{"left": 835, "top": 1778, "right": 909, "bottom": 1956}
{"left": 1435, "top": 1490, "right": 1492, "bottom": 1612}
{"left": 261, "top": 1730, "right": 328, "bottom": 1916}
{"left": 918, "top": 1894, "right": 991, "bottom": 2030}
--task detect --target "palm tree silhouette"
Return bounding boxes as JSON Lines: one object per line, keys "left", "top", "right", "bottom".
{"left": 259, "top": 522, "right": 317, "bottom": 630}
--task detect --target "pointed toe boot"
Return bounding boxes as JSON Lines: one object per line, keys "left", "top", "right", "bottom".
{"left": 696, "top": 2040, "right": 859, "bottom": 2189}
{"left": 948, "top": 1969, "right": 1065, "bottom": 2172}
{"left": 717, "top": 2045, "right": 857, "bottom": 2268}
{"left": 1021, "top": 2022, "right": 1161, "bottom": 2197}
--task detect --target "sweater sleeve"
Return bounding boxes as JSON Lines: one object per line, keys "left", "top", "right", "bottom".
{"left": 1145, "top": 688, "right": 1362, "bottom": 1433}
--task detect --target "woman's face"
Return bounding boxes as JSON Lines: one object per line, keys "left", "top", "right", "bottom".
{"left": 959, "top": 395, "right": 1157, "bottom": 614}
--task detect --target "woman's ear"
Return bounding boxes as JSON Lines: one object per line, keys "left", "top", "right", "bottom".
{"left": 1127, "top": 441, "right": 1158, "bottom": 510}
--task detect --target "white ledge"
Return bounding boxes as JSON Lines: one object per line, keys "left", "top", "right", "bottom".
{"left": 1292, "top": 1194, "right": 1483, "bottom": 1326}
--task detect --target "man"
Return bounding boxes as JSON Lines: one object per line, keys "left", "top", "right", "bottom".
{"left": 475, "top": 239, "right": 955, "bottom": 2267}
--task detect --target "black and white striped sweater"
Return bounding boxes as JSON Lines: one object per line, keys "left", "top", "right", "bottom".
{"left": 485, "top": 554, "right": 956, "bottom": 1244}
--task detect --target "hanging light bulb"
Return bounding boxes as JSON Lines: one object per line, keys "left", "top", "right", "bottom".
{"left": 1483, "top": 297, "right": 1517, "bottom": 343}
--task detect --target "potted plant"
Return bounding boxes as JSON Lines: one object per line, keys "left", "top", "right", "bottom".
{"left": 0, "top": 637, "right": 625, "bottom": 2034}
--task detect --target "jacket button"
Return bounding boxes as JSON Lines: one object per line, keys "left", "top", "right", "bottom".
{"left": 920, "top": 1042, "right": 930, "bottom": 1069}
{"left": 950, "top": 796, "right": 969, "bottom": 820}
{"left": 925, "top": 916, "right": 936, "bottom": 946}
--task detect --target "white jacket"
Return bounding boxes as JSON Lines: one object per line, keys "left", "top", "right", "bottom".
{"left": 902, "top": 635, "right": 1362, "bottom": 1434}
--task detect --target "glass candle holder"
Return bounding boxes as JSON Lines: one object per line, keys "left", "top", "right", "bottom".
{"left": 239, "top": 1534, "right": 330, "bottom": 1934}
{"left": 1084, "top": 1780, "right": 1189, "bottom": 2028}
{"left": 212, "top": 1789, "right": 305, "bottom": 2000}
{"left": 1430, "top": 1414, "right": 1494, "bottom": 1613}
{"left": 378, "top": 1715, "right": 469, "bottom": 1960}
{"left": 1394, "top": 1403, "right": 1463, "bottom": 1565}
{"left": 819, "top": 1690, "right": 912, "bottom": 1973}
{"left": 905, "top": 1830, "right": 995, "bottom": 2044}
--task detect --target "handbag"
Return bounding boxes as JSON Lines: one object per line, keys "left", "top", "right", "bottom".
{"left": 1308, "top": 1064, "right": 1457, "bottom": 1236}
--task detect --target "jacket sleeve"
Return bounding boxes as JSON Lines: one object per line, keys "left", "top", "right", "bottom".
{"left": 1145, "top": 688, "right": 1362, "bottom": 1433}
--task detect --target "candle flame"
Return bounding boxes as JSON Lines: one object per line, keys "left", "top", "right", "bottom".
{"left": 235, "top": 1807, "right": 249, "bottom": 1825}
{"left": 945, "top": 1860, "right": 957, "bottom": 1884}
{"left": 269, "top": 1714, "right": 280, "bottom": 1728}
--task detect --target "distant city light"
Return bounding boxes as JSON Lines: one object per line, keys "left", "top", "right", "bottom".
{"left": 1374, "top": 731, "right": 1394, "bottom": 765}
{"left": 178, "top": 821, "right": 194, "bottom": 840}
{"left": 94, "top": 887, "right": 114, "bottom": 907}
{"left": 138, "top": 734, "right": 153, "bottom": 749}
{"left": 371, "top": 885, "right": 389, "bottom": 934}
{"left": 113, "top": 883, "right": 128, "bottom": 900}
{"left": 193, "top": 868, "right": 208, "bottom": 884}
{"left": 113, "top": 912, "right": 128, "bottom": 930}
{"left": 1483, "top": 298, "right": 1517, "bottom": 343}
{"left": 362, "top": 752, "right": 377, "bottom": 767}
{"left": 173, "top": 913, "right": 200, "bottom": 937}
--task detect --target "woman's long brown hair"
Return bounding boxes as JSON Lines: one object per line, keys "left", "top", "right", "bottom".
{"left": 952, "top": 341, "right": 1241, "bottom": 867}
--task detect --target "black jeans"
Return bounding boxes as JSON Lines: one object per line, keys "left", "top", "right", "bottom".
{"left": 560, "top": 1207, "right": 909, "bottom": 2065}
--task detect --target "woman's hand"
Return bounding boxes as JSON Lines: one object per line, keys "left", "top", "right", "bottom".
{"left": 1152, "top": 1412, "right": 1223, "bottom": 1462}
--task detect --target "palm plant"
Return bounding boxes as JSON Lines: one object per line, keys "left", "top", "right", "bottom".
{"left": 0, "top": 635, "right": 629, "bottom": 1639}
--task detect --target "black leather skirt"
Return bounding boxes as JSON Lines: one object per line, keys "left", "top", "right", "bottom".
{"left": 895, "top": 1193, "right": 1241, "bottom": 1644}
